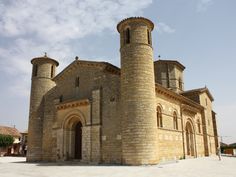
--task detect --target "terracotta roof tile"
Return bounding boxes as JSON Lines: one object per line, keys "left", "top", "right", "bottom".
{"left": 0, "top": 126, "right": 21, "bottom": 137}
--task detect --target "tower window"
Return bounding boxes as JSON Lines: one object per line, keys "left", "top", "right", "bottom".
{"left": 147, "top": 29, "right": 151, "bottom": 45}
{"left": 33, "top": 64, "right": 38, "bottom": 77}
{"left": 124, "top": 28, "right": 130, "bottom": 44}
{"left": 157, "top": 106, "right": 163, "bottom": 128}
{"left": 173, "top": 112, "right": 178, "bottom": 130}
{"left": 75, "top": 77, "right": 80, "bottom": 87}
{"left": 197, "top": 119, "right": 201, "bottom": 133}
{"left": 179, "top": 78, "right": 183, "bottom": 90}
{"left": 59, "top": 95, "right": 63, "bottom": 102}
{"left": 51, "top": 65, "right": 54, "bottom": 78}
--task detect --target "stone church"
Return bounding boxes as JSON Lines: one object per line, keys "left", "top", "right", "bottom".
{"left": 27, "top": 17, "right": 219, "bottom": 165}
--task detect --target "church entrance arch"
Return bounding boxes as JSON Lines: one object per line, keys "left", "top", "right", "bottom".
{"left": 185, "top": 121, "right": 195, "bottom": 156}
{"left": 62, "top": 114, "right": 85, "bottom": 161}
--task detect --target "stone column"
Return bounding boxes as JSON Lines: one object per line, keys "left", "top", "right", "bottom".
{"left": 82, "top": 126, "right": 91, "bottom": 162}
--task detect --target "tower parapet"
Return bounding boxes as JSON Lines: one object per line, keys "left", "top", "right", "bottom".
{"left": 118, "top": 17, "right": 158, "bottom": 165}
{"left": 27, "top": 55, "right": 59, "bottom": 162}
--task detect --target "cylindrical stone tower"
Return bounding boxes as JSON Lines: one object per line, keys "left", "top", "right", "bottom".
{"left": 117, "top": 17, "right": 158, "bottom": 165}
{"left": 27, "top": 54, "right": 59, "bottom": 162}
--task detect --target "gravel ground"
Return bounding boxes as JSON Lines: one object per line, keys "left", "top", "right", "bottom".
{"left": 0, "top": 156, "right": 235, "bottom": 177}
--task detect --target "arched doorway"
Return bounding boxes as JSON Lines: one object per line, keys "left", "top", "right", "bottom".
{"left": 186, "top": 121, "right": 195, "bottom": 156}
{"left": 74, "top": 122, "right": 82, "bottom": 159}
{"left": 62, "top": 115, "right": 84, "bottom": 161}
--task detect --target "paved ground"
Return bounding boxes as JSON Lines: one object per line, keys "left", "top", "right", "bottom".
{"left": 0, "top": 156, "right": 236, "bottom": 177}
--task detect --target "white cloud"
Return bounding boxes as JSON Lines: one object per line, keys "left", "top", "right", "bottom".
{"left": 197, "top": 0, "right": 214, "bottom": 12}
{"left": 0, "top": 0, "right": 153, "bottom": 41}
{"left": 0, "top": 0, "right": 153, "bottom": 97}
{"left": 157, "top": 22, "right": 176, "bottom": 34}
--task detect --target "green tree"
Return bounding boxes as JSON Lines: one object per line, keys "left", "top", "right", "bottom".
{"left": 0, "top": 134, "right": 14, "bottom": 147}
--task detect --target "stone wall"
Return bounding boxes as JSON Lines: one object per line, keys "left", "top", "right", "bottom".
{"left": 55, "top": 62, "right": 104, "bottom": 101}
{"left": 199, "top": 92, "right": 216, "bottom": 155}
{"left": 155, "top": 89, "right": 206, "bottom": 161}
{"left": 100, "top": 73, "right": 121, "bottom": 164}
{"left": 157, "top": 129, "right": 184, "bottom": 161}
{"left": 156, "top": 93, "right": 183, "bottom": 161}
{"left": 41, "top": 62, "right": 121, "bottom": 163}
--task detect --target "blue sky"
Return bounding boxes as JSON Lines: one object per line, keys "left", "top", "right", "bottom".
{"left": 0, "top": 0, "right": 235, "bottom": 144}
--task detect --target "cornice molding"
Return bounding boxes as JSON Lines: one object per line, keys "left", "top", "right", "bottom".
{"left": 55, "top": 99, "right": 90, "bottom": 111}
{"left": 155, "top": 83, "right": 204, "bottom": 111}
{"left": 181, "top": 104, "right": 199, "bottom": 115}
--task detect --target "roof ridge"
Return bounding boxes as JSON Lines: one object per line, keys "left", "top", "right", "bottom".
{"left": 182, "top": 87, "right": 207, "bottom": 93}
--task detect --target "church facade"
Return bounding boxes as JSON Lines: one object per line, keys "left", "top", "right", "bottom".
{"left": 27, "top": 17, "right": 219, "bottom": 165}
